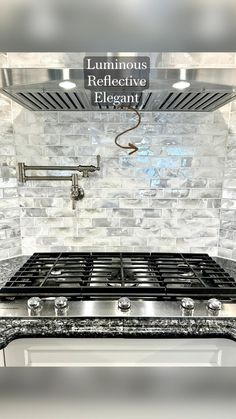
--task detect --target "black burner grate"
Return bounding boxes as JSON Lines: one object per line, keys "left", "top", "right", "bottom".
{"left": 1, "top": 252, "right": 236, "bottom": 299}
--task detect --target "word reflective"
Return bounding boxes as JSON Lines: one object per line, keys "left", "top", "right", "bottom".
{"left": 84, "top": 56, "right": 150, "bottom": 106}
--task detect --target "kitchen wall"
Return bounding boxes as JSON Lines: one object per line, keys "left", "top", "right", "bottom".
{"left": 0, "top": 86, "right": 21, "bottom": 260}
{"left": 218, "top": 102, "right": 236, "bottom": 259}
{"left": 0, "top": 53, "right": 235, "bottom": 259}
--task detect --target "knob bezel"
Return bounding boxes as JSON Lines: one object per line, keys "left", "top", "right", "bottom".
{"left": 118, "top": 297, "right": 131, "bottom": 311}
{"left": 27, "top": 296, "right": 43, "bottom": 311}
{"left": 181, "top": 297, "right": 195, "bottom": 310}
{"left": 207, "top": 298, "right": 222, "bottom": 311}
{"left": 55, "top": 296, "right": 68, "bottom": 310}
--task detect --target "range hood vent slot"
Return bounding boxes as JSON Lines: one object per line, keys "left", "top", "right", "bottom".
{"left": 3, "top": 89, "right": 236, "bottom": 112}
{"left": 1, "top": 67, "right": 236, "bottom": 112}
{"left": 3, "top": 91, "right": 236, "bottom": 112}
{"left": 12, "top": 91, "right": 87, "bottom": 111}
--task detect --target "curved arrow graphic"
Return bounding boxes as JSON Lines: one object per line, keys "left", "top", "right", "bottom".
{"left": 114, "top": 106, "right": 141, "bottom": 155}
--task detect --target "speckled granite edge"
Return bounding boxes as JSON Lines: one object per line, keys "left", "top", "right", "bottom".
{"left": 0, "top": 255, "right": 30, "bottom": 286}
{"left": 0, "top": 318, "right": 124, "bottom": 350}
{"left": 0, "top": 317, "right": 236, "bottom": 350}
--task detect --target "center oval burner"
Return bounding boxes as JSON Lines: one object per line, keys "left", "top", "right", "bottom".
{"left": 51, "top": 270, "right": 62, "bottom": 276}
{"left": 107, "top": 268, "right": 138, "bottom": 287}
{"left": 107, "top": 279, "right": 138, "bottom": 287}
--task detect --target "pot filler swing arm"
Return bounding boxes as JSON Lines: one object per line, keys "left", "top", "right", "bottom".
{"left": 18, "top": 155, "right": 101, "bottom": 210}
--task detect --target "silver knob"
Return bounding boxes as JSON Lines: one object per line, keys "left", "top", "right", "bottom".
{"left": 181, "top": 297, "right": 195, "bottom": 310}
{"left": 55, "top": 296, "right": 68, "bottom": 310}
{"left": 27, "top": 297, "right": 43, "bottom": 311}
{"left": 207, "top": 298, "right": 222, "bottom": 311}
{"left": 118, "top": 297, "right": 131, "bottom": 311}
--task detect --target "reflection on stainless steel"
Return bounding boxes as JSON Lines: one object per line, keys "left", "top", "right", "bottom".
{"left": 27, "top": 297, "right": 43, "bottom": 312}
{"left": 55, "top": 296, "right": 68, "bottom": 309}
{"left": 118, "top": 297, "right": 131, "bottom": 311}
{"left": 181, "top": 297, "right": 195, "bottom": 310}
{"left": 207, "top": 298, "right": 222, "bottom": 312}
{"left": 1, "top": 299, "right": 236, "bottom": 318}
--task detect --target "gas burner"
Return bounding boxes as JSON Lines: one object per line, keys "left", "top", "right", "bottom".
{"left": 51, "top": 270, "right": 62, "bottom": 276}
{"left": 107, "top": 278, "right": 138, "bottom": 288}
{"left": 107, "top": 269, "right": 138, "bottom": 287}
{"left": 51, "top": 277, "right": 67, "bottom": 282}
{"left": 177, "top": 263, "right": 196, "bottom": 280}
{"left": 164, "top": 262, "right": 201, "bottom": 288}
{"left": 59, "top": 283, "right": 80, "bottom": 288}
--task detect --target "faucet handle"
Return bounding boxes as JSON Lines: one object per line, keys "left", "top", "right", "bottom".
{"left": 71, "top": 173, "right": 84, "bottom": 209}
{"left": 96, "top": 155, "right": 101, "bottom": 170}
{"left": 72, "top": 198, "right": 76, "bottom": 210}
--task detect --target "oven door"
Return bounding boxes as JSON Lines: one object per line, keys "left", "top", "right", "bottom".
{"left": 3, "top": 338, "right": 236, "bottom": 367}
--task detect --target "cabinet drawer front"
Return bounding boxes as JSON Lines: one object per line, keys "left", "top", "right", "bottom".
{"left": 4, "top": 338, "right": 236, "bottom": 367}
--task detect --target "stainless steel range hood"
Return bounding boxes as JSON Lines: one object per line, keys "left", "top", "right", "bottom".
{"left": 1, "top": 68, "right": 236, "bottom": 112}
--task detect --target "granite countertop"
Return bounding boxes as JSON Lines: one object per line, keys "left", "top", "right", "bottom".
{"left": 0, "top": 255, "right": 236, "bottom": 348}
{"left": 0, "top": 255, "right": 29, "bottom": 286}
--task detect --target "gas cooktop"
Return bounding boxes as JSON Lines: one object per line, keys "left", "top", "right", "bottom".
{"left": 0, "top": 252, "right": 236, "bottom": 318}
{"left": 1, "top": 252, "right": 235, "bottom": 299}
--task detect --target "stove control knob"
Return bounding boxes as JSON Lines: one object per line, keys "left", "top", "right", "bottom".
{"left": 55, "top": 296, "right": 68, "bottom": 310}
{"left": 181, "top": 297, "right": 195, "bottom": 310}
{"left": 27, "top": 297, "right": 43, "bottom": 311}
{"left": 118, "top": 297, "right": 131, "bottom": 311}
{"left": 207, "top": 298, "right": 222, "bottom": 312}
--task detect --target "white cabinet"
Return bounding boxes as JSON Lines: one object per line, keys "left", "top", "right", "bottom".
{"left": 0, "top": 349, "right": 5, "bottom": 366}
{"left": 4, "top": 338, "right": 236, "bottom": 367}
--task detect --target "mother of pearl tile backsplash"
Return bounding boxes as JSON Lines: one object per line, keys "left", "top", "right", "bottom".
{"left": 219, "top": 101, "right": 236, "bottom": 260}
{"left": 0, "top": 52, "right": 236, "bottom": 259}
{"left": 0, "top": 89, "right": 21, "bottom": 260}
{"left": 12, "top": 104, "right": 229, "bottom": 255}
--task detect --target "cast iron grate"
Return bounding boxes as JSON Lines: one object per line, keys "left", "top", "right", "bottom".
{"left": 1, "top": 252, "right": 236, "bottom": 300}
